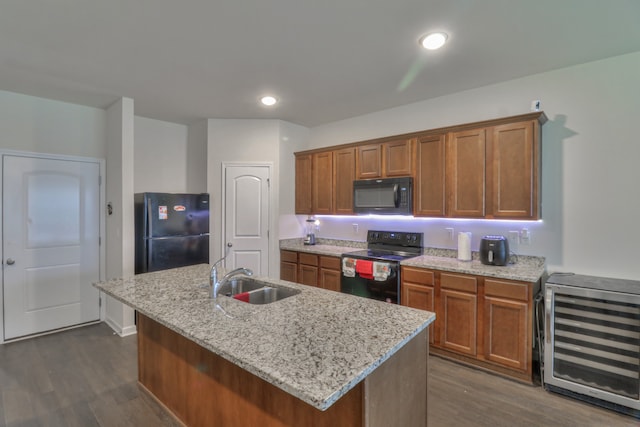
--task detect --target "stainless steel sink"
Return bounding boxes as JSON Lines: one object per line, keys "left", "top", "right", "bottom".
{"left": 218, "top": 278, "right": 265, "bottom": 297}
{"left": 233, "top": 286, "right": 300, "bottom": 304}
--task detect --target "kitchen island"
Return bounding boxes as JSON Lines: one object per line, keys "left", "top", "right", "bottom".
{"left": 94, "top": 264, "right": 435, "bottom": 427}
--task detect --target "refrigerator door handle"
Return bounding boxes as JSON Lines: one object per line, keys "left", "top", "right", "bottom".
{"left": 147, "top": 197, "right": 154, "bottom": 271}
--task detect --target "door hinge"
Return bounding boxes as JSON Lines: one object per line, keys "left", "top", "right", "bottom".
{"left": 99, "top": 296, "right": 102, "bottom": 308}
{"left": 99, "top": 236, "right": 101, "bottom": 246}
{"left": 267, "top": 178, "right": 270, "bottom": 188}
{"left": 99, "top": 175, "right": 102, "bottom": 186}
{"left": 267, "top": 230, "right": 270, "bottom": 238}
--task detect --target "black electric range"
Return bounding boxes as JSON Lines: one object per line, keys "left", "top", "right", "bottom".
{"left": 341, "top": 230, "right": 424, "bottom": 303}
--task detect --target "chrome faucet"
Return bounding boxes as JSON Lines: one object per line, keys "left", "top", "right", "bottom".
{"left": 210, "top": 255, "right": 227, "bottom": 294}
{"left": 211, "top": 259, "right": 253, "bottom": 299}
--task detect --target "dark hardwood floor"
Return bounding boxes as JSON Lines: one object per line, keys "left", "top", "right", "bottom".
{"left": 0, "top": 323, "right": 637, "bottom": 426}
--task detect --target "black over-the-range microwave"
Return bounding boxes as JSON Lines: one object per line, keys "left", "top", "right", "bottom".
{"left": 353, "top": 177, "right": 412, "bottom": 215}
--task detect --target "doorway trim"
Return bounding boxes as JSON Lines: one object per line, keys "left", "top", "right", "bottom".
{"left": 220, "top": 162, "right": 274, "bottom": 276}
{"left": 0, "top": 149, "right": 106, "bottom": 344}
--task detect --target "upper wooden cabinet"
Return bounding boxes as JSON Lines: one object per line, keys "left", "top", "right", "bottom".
{"left": 333, "top": 147, "right": 356, "bottom": 215}
{"left": 312, "top": 151, "right": 333, "bottom": 214}
{"left": 486, "top": 120, "right": 539, "bottom": 219}
{"left": 295, "top": 147, "right": 356, "bottom": 215}
{"left": 296, "top": 112, "right": 546, "bottom": 220}
{"left": 295, "top": 154, "right": 312, "bottom": 214}
{"left": 415, "top": 134, "right": 446, "bottom": 216}
{"left": 356, "top": 138, "right": 414, "bottom": 179}
{"left": 447, "top": 128, "right": 487, "bottom": 218}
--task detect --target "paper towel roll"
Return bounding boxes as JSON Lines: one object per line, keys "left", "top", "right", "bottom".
{"left": 457, "top": 232, "right": 472, "bottom": 261}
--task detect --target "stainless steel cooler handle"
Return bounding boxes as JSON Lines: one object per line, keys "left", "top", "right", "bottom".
{"left": 545, "top": 287, "right": 552, "bottom": 344}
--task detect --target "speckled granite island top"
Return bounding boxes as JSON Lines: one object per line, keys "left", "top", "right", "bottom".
{"left": 94, "top": 264, "right": 434, "bottom": 411}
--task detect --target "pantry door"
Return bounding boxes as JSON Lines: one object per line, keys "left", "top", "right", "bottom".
{"left": 224, "top": 164, "right": 270, "bottom": 276}
{"left": 3, "top": 154, "right": 101, "bottom": 340}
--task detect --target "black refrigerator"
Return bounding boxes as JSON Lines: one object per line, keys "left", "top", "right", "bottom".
{"left": 134, "top": 192, "right": 209, "bottom": 274}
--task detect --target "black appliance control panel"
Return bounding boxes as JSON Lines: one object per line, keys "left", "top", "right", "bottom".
{"left": 367, "top": 230, "right": 423, "bottom": 249}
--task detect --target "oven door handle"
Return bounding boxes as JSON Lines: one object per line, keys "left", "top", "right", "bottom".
{"left": 393, "top": 184, "right": 400, "bottom": 207}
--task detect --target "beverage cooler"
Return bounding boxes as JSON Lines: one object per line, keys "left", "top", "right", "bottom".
{"left": 544, "top": 273, "right": 640, "bottom": 416}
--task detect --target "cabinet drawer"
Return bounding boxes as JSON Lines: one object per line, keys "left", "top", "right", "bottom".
{"left": 320, "top": 255, "right": 341, "bottom": 270}
{"left": 441, "top": 273, "right": 477, "bottom": 293}
{"left": 402, "top": 267, "right": 434, "bottom": 286}
{"left": 485, "top": 279, "right": 529, "bottom": 302}
{"left": 280, "top": 250, "right": 298, "bottom": 263}
{"left": 298, "top": 252, "right": 319, "bottom": 266}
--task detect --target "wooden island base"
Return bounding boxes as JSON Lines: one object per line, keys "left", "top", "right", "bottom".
{"left": 137, "top": 314, "right": 429, "bottom": 427}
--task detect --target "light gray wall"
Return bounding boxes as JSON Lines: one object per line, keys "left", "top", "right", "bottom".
{"left": 134, "top": 116, "right": 189, "bottom": 193}
{"left": 0, "top": 90, "right": 106, "bottom": 157}
{"left": 206, "top": 119, "right": 304, "bottom": 276}
{"left": 302, "top": 51, "right": 640, "bottom": 281}
{"left": 186, "top": 119, "right": 208, "bottom": 193}
{"left": 278, "top": 120, "right": 309, "bottom": 239}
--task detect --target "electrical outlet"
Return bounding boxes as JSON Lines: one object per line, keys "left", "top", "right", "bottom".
{"left": 445, "top": 227, "right": 454, "bottom": 241}
{"left": 352, "top": 223, "right": 359, "bottom": 234}
{"left": 520, "top": 228, "right": 531, "bottom": 245}
{"left": 508, "top": 230, "right": 520, "bottom": 246}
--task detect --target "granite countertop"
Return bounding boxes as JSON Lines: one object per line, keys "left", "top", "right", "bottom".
{"left": 94, "top": 264, "right": 435, "bottom": 411}
{"left": 281, "top": 238, "right": 546, "bottom": 283}
{"left": 401, "top": 254, "right": 545, "bottom": 283}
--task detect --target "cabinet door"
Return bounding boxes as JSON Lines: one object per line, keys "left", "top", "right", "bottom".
{"left": 384, "top": 139, "right": 413, "bottom": 177}
{"left": 295, "top": 154, "right": 312, "bottom": 214}
{"left": 447, "top": 128, "right": 485, "bottom": 217}
{"left": 333, "top": 148, "right": 355, "bottom": 215}
{"left": 440, "top": 289, "right": 477, "bottom": 355}
{"left": 415, "top": 134, "right": 446, "bottom": 216}
{"left": 483, "top": 296, "right": 528, "bottom": 371}
{"left": 483, "top": 278, "right": 531, "bottom": 372}
{"left": 356, "top": 143, "right": 382, "bottom": 179}
{"left": 280, "top": 262, "right": 298, "bottom": 283}
{"left": 487, "top": 120, "right": 538, "bottom": 219}
{"left": 312, "top": 151, "right": 333, "bottom": 214}
{"left": 298, "top": 264, "right": 318, "bottom": 287}
{"left": 401, "top": 267, "right": 435, "bottom": 345}
{"left": 298, "top": 253, "right": 319, "bottom": 287}
{"left": 320, "top": 268, "right": 341, "bottom": 292}
{"left": 440, "top": 273, "right": 477, "bottom": 355}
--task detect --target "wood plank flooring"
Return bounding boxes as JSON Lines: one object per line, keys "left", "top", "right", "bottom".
{"left": 0, "top": 322, "right": 637, "bottom": 426}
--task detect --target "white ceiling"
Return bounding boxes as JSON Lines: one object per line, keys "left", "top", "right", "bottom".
{"left": 1, "top": 0, "right": 639, "bottom": 127}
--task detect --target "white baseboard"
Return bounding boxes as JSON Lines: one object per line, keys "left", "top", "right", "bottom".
{"left": 105, "top": 316, "right": 137, "bottom": 337}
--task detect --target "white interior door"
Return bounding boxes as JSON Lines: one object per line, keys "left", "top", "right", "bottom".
{"left": 224, "top": 165, "right": 270, "bottom": 276}
{"left": 3, "top": 155, "right": 101, "bottom": 340}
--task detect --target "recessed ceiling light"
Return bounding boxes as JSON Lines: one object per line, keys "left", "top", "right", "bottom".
{"left": 260, "top": 96, "right": 277, "bottom": 106}
{"left": 419, "top": 32, "right": 448, "bottom": 50}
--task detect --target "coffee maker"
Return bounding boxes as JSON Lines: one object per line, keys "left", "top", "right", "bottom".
{"left": 304, "top": 217, "right": 317, "bottom": 245}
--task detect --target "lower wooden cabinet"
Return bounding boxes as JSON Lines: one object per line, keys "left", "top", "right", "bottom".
{"left": 280, "top": 250, "right": 341, "bottom": 292}
{"left": 401, "top": 267, "right": 435, "bottom": 345}
{"left": 298, "top": 253, "right": 319, "bottom": 287}
{"left": 483, "top": 278, "right": 530, "bottom": 371}
{"left": 319, "top": 256, "right": 341, "bottom": 292}
{"left": 280, "top": 250, "right": 298, "bottom": 283}
{"left": 400, "top": 266, "right": 539, "bottom": 383}
{"left": 440, "top": 272, "right": 478, "bottom": 356}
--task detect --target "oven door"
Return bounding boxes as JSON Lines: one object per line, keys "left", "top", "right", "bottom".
{"left": 340, "top": 259, "right": 399, "bottom": 303}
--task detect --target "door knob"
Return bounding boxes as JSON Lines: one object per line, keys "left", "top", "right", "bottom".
{"left": 227, "top": 243, "right": 233, "bottom": 247}
{"left": 6, "top": 258, "right": 15, "bottom": 265}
